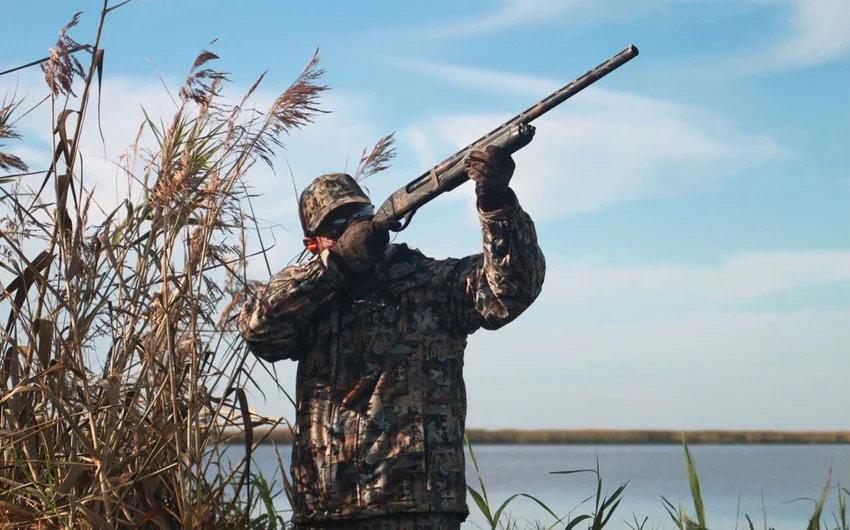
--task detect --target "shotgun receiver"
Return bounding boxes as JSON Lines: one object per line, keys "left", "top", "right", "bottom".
{"left": 373, "top": 45, "right": 639, "bottom": 229}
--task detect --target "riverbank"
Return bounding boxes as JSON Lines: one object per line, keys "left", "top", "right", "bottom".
{"left": 234, "top": 428, "right": 850, "bottom": 445}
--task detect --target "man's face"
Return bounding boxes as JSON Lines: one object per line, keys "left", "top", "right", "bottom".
{"left": 313, "top": 235, "right": 338, "bottom": 253}
{"left": 304, "top": 203, "right": 375, "bottom": 254}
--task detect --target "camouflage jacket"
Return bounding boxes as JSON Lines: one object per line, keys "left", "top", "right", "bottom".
{"left": 238, "top": 193, "right": 545, "bottom": 524}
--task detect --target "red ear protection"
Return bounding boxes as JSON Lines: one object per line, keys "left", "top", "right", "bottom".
{"left": 305, "top": 239, "right": 319, "bottom": 254}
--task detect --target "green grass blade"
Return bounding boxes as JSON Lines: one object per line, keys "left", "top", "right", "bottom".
{"left": 597, "top": 497, "right": 623, "bottom": 529}
{"left": 661, "top": 496, "right": 684, "bottom": 530}
{"left": 624, "top": 515, "right": 649, "bottom": 530}
{"left": 467, "top": 485, "right": 494, "bottom": 528}
{"left": 550, "top": 469, "right": 598, "bottom": 475}
{"left": 807, "top": 474, "right": 831, "bottom": 530}
{"left": 682, "top": 434, "right": 707, "bottom": 529}
{"left": 465, "top": 436, "right": 489, "bottom": 505}
{"left": 595, "top": 456, "right": 603, "bottom": 513}
{"left": 140, "top": 105, "right": 163, "bottom": 144}
{"left": 515, "top": 493, "right": 562, "bottom": 522}
{"left": 599, "top": 481, "right": 629, "bottom": 512}
{"left": 565, "top": 514, "right": 593, "bottom": 530}
{"left": 761, "top": 489, "right": 768, "bottom": 530}
{"left": 492, "top": 493, "right": 522, "bottom": 525}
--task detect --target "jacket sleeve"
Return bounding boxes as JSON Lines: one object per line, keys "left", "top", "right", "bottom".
{"left": 237, "top": 250, "right": 347, "bottom": 362}
{"left": 451, "top": 190, "right": 546, "bottom": 334}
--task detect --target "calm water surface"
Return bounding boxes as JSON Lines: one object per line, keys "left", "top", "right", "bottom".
{"left": 230, "top": 444, "right": 849, "bottom": 529}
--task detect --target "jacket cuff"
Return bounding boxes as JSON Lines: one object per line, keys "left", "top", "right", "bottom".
{"left": 477, "top": 188, "right": 519, "bottom": 220}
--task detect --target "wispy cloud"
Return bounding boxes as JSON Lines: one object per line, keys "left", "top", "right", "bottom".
{"left": 7, "top": 70, "right": 394, "bottom": 278}
{"left": 728, "top": 0, "right": 850, "bottom": 72}
{"left": 406, "top": 0, "right": 850, "bottom": 70}
{"left": 254, "top": 303, "right": 850, "bottom": 429}
{"left": 394, "top": 60, "right": 788, "bottom": 219}
{"left": 384, "top": 57, "right": 562, "bottom": 97}
{"left": 543, "top": 250, "right": 850, "bottom": 308}
{"left": 408, "top": 0, "right": 586, "bottom": 37}
{"left": 465, "top": 307, "right": 850, "bottom": 429}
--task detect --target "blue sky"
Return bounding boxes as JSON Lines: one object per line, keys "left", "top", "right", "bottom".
{"left": 3, "top": 0, "right": 849, "bottom": 430}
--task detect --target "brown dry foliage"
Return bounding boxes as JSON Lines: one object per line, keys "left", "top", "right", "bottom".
{"left": 268, "top": 49, "right": 329, "bottom": 136}
{"left": 1, "top": 5, "right": 329, "bottom": 528}
{"left": 41, "top": 12, "right": 87, "bottom": 97}
{"left": 0, "top": 99, "right": 29, "bottom": 173}
{"left": 354, "top": 132, "right": 397, "bottom": 182}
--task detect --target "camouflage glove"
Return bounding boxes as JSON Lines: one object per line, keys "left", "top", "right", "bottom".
{"left": 464, "top": 145, "right": 516, "bottom": 211}
{"left": 329, "top": 220, "right": 396, "bottom": 275}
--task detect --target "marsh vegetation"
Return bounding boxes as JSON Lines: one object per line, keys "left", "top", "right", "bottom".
{"left": 1, "top": 3, "right": 847, "bottom": 529}
{"left": 0, "top": 2, "right": 329, "bottom": 527}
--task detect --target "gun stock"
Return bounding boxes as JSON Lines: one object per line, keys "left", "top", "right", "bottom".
{"left": 374, "top": 44, "right": 639, "bottom": 228}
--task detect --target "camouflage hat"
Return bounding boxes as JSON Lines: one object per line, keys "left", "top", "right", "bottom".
{"left": 298, "top": 173, "right": 372, "bottom": 236}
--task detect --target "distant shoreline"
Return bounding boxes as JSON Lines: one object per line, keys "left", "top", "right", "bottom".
{"left": 226, "top": 428, "right": 850, "bottom": 445}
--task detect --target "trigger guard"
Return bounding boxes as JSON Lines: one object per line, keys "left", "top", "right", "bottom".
{"left": 396, "top": 211, "right": 416, "bottom": 231}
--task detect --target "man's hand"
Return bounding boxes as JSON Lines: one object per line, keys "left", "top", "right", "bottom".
{"left": 464, "top": 145, "right": 516, "bottom": 211}
{"left": 329, "top": 220, "right": 395, "bottom": 275}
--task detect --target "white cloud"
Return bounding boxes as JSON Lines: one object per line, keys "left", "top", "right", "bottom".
{"left": 7, "top": 73, "right": 179, "bottom": 219}
{"left": 386, "top": 58, "right": 562, "bottom": 97}
{"left": 426, "top": 0, "right": 586, "bottom": 36}
{"left": 242, "top": 252, "right": 850, "bottom": 430}
{"left": 3, "top": 70, "right": 396, "bottom": 276}
{"left": 238, "top": 91, "right": 397, "bottom": 276}
{"left": 407, "top": 0, "right": 850, "bottom": 70}
{"left": 463, "top": 308, "right": 850, "bottom": 429}
{"left": 0, "top": 71, "right": 398, "bottom": 420}
{"left": 5, "top": 56, "right": 846, "bottom": 434}
{"left": 747, "top": 0, "right": 850, "bottom": 70}
{"left": 454, "top": 247, "right": 850, "bottom": 429}
{"left": 245, "top": 245, "right": 850, "bottom": 429}
{"left": 396, "top": 62, "right": 787, "bottom": 218}
{"left": 543, "top": 250, "right": 850, "bottom": 308}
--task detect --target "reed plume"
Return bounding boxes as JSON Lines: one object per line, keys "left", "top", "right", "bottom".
{"left": 354, "top": 132, "right": 397, "bottom": 182}
{"left": 0, "top": 99, "right": 28, "bottom": 173}
{"left": 0, "top": 3, "right": 328, "bottom": 528}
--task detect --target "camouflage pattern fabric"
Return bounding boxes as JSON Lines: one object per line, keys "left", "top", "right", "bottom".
{"left": 239, "top": 191, "right": 545, "bottom": 526}
{"left": 299, "top": 173, "right": 372, "bottom": 235}
{"left": 293, "top": 512, "right": 462, "bottom": 530}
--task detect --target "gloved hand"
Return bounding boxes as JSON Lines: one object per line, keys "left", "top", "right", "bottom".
{"left": 329, "top": 220, "right": 398, "bottom": 275}
{"left": 464, "top": 145, "right": 516, "bottom": 211}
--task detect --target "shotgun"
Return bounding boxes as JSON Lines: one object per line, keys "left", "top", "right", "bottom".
{"left": 373, "top": 45, "right": 639, "bottom": 229}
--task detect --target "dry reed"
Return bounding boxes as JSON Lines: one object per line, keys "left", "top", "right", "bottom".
{"left": 0, "top": 2, "right": 328, "bottom": 528}
{"left": 0, "top": 99, "right": 29, "bottom": 173}
{"left": 354, "top": 133, "right": 397, "bottom": 182}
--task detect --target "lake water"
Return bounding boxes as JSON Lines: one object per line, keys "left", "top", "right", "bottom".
{"left": 227, "top": 444, "right": 849, "bottom": 529}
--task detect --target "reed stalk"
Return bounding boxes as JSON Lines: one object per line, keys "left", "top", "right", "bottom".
{"left": 0, "top": 3, "right": 328, "bottom": 527}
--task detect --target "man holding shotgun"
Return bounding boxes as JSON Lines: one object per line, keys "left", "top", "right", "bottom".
{"left": 238, "top": 45, "right": 638, "bottom": 529}
{"left": 238, "top": 146, "right": 545, "bottom": 529}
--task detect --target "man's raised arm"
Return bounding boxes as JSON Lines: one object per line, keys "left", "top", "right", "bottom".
{"left": 450, "top": 146, "right": 546, "bottom": 333}
{"left": 237, "top": 251, "right": 346, "bottom": 362}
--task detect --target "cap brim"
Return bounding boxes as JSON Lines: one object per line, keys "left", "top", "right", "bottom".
{"left": 309, "top": 196, "right": 373, "bottom": 233}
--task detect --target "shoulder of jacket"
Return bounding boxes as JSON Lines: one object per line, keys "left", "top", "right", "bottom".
{"left": 385, "top": 243, "right": 466, "bottom": 282}
{"left": 387, "top": 243, "right": 428, "bottom": 263}
{"left": 377, "top": 243, "right": 445, "bottom": 286}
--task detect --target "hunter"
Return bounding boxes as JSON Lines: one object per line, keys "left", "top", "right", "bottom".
{"left": 238, "top": 145, "right": 546, "bottom": 529}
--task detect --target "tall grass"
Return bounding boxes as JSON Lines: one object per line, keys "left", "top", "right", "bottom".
{"left": 466, "top": 437, "right": 565, "bottom": 530}
{"left": 4, "top": 6, "right": 845, "bottom": 530}
{"left": 466, "top": 437, "right": 628, "bottom": 530}
{"left": 0, "top": 2, "right": 326, "bottom": 527}
{"left": 658, "top": 437, "right": 849, "bottom": 530}
{"left": 466, "top": 436, "right": 848, "bottom": 530}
